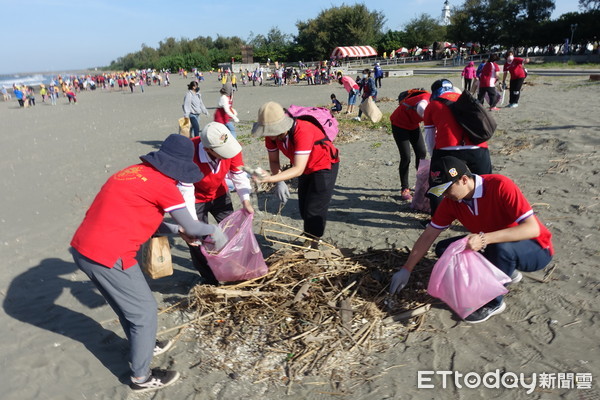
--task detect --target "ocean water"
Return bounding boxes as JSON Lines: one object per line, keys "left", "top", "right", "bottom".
{"left": 0, "top": 71, "right": 92, "bottom": 88}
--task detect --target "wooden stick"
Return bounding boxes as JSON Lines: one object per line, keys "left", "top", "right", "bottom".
{"left": 383, "top": 304, "right": 431, "bottom": 325}
{"left": 157, "top": 312, "right": 215, "bottom": 336}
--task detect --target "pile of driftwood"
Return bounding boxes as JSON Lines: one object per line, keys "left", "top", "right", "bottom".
{"left": 168, "top": 223, "right": 436, "bottom": 388}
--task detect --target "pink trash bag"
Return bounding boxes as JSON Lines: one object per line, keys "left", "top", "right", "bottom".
{"left": 201, "top": 210, "right": 268, "bottom": 282}
{"left": 411, "top": 159, "right": 431, "bottom": 213}
{"left": 427, "top": 237, "right": 511, "bottom": 319}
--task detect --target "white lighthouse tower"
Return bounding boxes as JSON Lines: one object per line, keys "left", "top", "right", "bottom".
{"left": 441, "top": 0, "right": 451, "bottom": 26}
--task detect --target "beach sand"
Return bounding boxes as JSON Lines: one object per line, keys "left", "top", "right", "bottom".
{"left": 1, "top": 71, "right": 599, "bottom": 399}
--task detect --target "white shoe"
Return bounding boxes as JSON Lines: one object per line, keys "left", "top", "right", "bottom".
{"left": 352, "top": 116, "right": 361, "bottom": 121}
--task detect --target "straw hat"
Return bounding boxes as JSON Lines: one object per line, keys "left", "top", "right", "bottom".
{"left": 251, "top": 101, "right": 294, "bottom": 137}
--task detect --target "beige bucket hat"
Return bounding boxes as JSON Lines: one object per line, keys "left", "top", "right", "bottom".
{"left": 251, "top": 101, "right": 294, "bottom": 137}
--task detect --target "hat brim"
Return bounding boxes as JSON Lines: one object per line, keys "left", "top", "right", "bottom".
{"left": 427, "top": 181, "right": 454, "bottom": 197}
{"left": 251, "top": 114, "right": 294, "bottom": 137}
{"left": 140, "top": 152, "right": 203, "bottom": 183}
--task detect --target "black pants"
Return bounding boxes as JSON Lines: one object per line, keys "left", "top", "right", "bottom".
{"left": 375, "top": 76, "right": 382, "bottom": 88}
{"left": 509, "top": 78, "right": 525, "bottom": 104}
{"left": 298, "top": 162, "right": 339, "bottom": 238}
{"left": 477, "top": 86, "right": 497, "bottom": 107}
{"left": 427, "top": 147, "right": 492, "bottom": 216}
{"left": 187, "top": 193, "right": 233, "bottom": 284}
{"left": 464, "top": 78, "right": 472, "bottom": 91}
{"left": 392, "top": 125, "right": 427, "bottom": 190}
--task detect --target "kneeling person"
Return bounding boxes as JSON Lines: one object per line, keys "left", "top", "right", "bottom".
{"left": 390, "top": 156, "right": 553, "bottom": 323}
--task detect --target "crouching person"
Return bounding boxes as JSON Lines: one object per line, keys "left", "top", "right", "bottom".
{"left": 390, "top": 156, "right": 553, "bottom": 323}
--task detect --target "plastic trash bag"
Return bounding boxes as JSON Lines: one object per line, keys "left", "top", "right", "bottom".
{"left": 427, "top": 237, "right": 511, "bottom": 319}
{"left": 201, "top": 210, "right": 268, "bottom": 282}
{"left": 411, "top": 159, "right": 431, "bottom": 213}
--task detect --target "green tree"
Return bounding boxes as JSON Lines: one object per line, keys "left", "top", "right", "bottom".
{"left": 579, "top": 0, "right": 600, "bottom": 11}
{"left": 295, "top": 4, "right": 385, "bottom": 60}
{"left": 403, "top": 14, "right": 446, "bottom": 48}
{"left": 376, "top": 30, "right": 407, "bottom": 55}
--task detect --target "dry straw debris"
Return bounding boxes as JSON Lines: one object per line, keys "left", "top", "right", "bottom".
{"left": 168, "top": 222, "right": 435, "bottom": 388}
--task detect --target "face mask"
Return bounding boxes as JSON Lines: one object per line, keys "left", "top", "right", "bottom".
{"left": 507, "top": 56, "right": 514, "bottom": 63}
{"left": 194, "top": 87, "right": 199, "bottom": 92}
{"left": 363, "top": 74, "right": 367, "bottom": 78}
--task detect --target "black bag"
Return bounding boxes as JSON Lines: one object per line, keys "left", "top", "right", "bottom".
{"left": 435, "top": 91, "right": 496, "bottom": 144}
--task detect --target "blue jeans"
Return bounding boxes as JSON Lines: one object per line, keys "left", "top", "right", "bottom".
{"left": 225, "top": 121, "right": 236, "bottom": 138}
{"left": 435, "top": 235, "right": 552, "bottom": 307}
{"left": 189, "top": 114, "right": 200, "bottom": 137}
{"left": 71, "top": 248, "right": 157, "bottom": 380}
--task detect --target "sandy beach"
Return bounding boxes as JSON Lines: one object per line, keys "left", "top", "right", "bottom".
{"left": 1, "top": 69, "right": 599, "bottom": 400}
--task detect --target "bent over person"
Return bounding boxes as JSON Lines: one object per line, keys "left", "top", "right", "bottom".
{"left": 252, "top": 102, "right": 340, "bottom": 249}
{"left": 70, "top": 134, "right": 227, "bottom": 393}
{"left": 390, "top": 156, "right": 553, "bottom": 323}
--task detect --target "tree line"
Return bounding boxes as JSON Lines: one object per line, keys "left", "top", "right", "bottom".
{"left": 106, "top": 1, "right": 599, "bottom": 71}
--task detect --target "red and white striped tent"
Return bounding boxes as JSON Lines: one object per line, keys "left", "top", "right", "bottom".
{"left": 330, "top": 46, "right": 377, "bottom": 59}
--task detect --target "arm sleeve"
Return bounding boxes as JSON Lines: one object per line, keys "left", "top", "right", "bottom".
{"left": 177, "top": 182, "right": 198, "bottom": 220}
{"left": 198, "top": 93, "right": 208, "bottom": 114}
{"left": 169, "top": 208, "right": 216, "bottom": 237}
{"left": 182, "top": 93, "right": 191, "bottom": 117}
{"left": 416, "top": 100, "right": 428, "bottom": 118}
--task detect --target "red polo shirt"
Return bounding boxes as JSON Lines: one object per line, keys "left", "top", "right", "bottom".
{"left": 503, "top": 57, "right": 527, "bottom": 79}
{"left": 431, "top": 174, "right": 554, "bottom": 255}
{"left": 190, "top": 137, "right": 244, "bottom": 203}
{"left": 390, "top": 92, "right": 431, "bottom": 130}
{"left": 424, "top": 92, "right": 488, "bottom": 149}
{"left": 70, "top": 163, "right": 187, "bottom": 268}
{"left": 265, "top": 119, "right": 339, "bottom": 175}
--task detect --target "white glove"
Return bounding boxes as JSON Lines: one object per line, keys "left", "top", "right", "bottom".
{"left": 232, "top": 115, "right": 240, "bottom": 123}
{"left": 390, "top": 268, "right": 411, "bottom": 294}
{"left": 276, "top": 181, "right": 290, "bottom": 205}
{"left": 209, "top": 226, "right": 228, "bottom": 251}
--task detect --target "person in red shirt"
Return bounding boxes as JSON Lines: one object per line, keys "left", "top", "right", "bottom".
{"left": 389, "top": 89, "right": 431, "bottom": 200}
{"left": 424, "top": 79, "right": 492, "bottom": 215}
{"left": 501, "top": 50, "right": 530, "bottom": 108}
{"left": 181, "top": 122, "right": 254, "bottom": 284}
{"left": 252, "top": 101, "right": 340, "bottom": 248}
{"left": 70, "top": 134, "right": 227, "bottom": 393}
{"left": 214, "top": 83, "right": 239, "bottom": 137}
{"left": 390, "top": 156, "right": 553, "bottom": 323}
{"left": 477, "top": 53, "right": 501, "bottom": 110}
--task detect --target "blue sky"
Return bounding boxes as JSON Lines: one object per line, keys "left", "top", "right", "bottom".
{"left": 0, "top": 0, "right": 581, "bottom": 74}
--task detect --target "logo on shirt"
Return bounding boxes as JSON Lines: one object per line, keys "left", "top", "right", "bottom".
{"left": 114, "top": 166, "right": 148, "bottom": 182}
{"left": 449, "top": 168, "right": 458, "bottom": 177}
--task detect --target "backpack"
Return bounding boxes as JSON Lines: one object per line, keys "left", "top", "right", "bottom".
{"left": 435, "top": 90, "right": 497, "bottom": 145}
{"left": 397, "top": 88, "right": 427, "bottom": 103}
{"left": 398, "top": 88, "right": 428, "bottom": 110}
{"left": 286, "top": 105, "right": 339, "bottom": 142}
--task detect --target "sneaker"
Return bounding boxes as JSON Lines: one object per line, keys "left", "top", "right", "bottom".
{"left": 130, "top": 369, "right": 180, "bottom": 393}
{"left": 400, "top": 188, "right": 413, "bottom": 201}
{"left": 509, "top": 270, "right": 522, "bottom": 285}
{"left": 464, "top": 301, "right": 506, "bottom": 324}
{"left": 509, "top": 103, "right": 519, "bottom": 108}
{"left": 153, "top": 339, "right": 174, "bottom": 357}
{"left": 489, "top": 107, "right": 500, "bottom": 111}
{"left": 352, "top": 116, "right": 361, "bottom": 121}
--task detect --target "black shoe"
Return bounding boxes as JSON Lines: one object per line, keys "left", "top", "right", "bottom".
{"left": 153, "top": 339, "right": 174, "bottom": 356}
{"left": 130, "top": 369, "right": 180, "bottom": 393}
{"left": 464, "top": 302, "right": 506, "bottom": 324}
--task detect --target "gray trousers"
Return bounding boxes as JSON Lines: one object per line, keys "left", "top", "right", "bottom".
{"left": 71, "top": 248, "right": 157, "bottom": 380}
